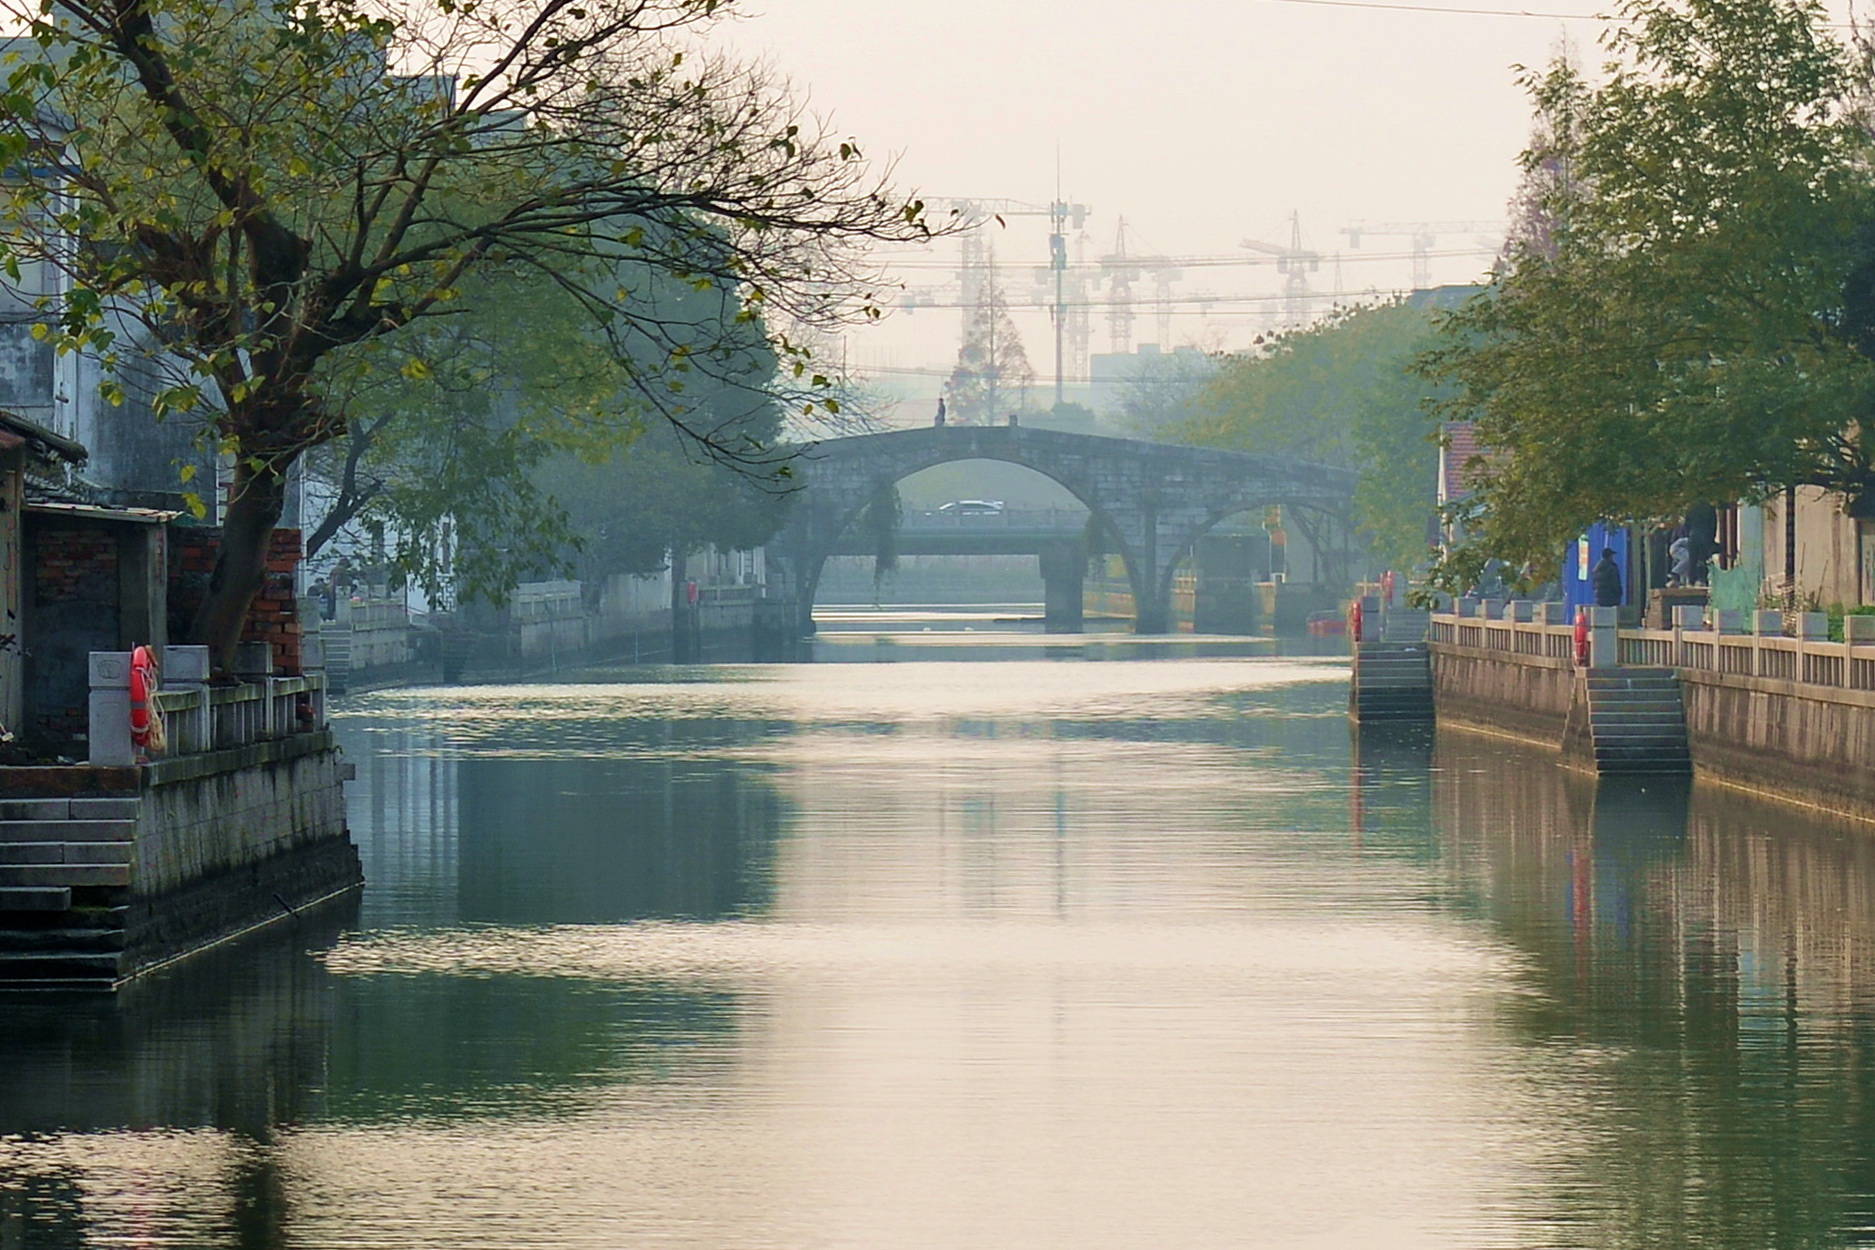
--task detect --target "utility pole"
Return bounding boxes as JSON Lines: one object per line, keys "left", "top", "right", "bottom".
{"left": 935, "top": 195, "right": 1089, "bottom": 405}
{"left": 1052, "top": 198, "right": 1068, "bottom": 407}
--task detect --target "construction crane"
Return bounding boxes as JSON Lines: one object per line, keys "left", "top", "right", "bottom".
{"left": 1240, "top": 213, "right": 1321, "bottom": 328}
{"left": 1338, "top": 220, "right": 1503, "bottom": 291}
{"left": 1100, "top": 218, "right": 1181, "bottom": 355}
{"left": 927, "top": 198, "right": 1092, "bottom": 406}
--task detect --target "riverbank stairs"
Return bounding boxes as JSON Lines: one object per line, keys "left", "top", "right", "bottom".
{"left": 1349, "top": 605, "right": 1434, "bottom": 723}
{"left": 0, "top": 798, "right": 136, "bottom": 989}
{"left": 1568, "top": 668, "right": 1691, "bottom": 775}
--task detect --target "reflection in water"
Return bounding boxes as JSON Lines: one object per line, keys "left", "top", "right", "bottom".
{"left": 13, "top": 658, "right": 1875, "bottom": 1246}
{"left": 1417, "top": 732, "right": 1875, "bottom": 1249}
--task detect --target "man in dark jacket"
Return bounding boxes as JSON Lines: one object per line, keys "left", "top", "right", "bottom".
{"left": 1592, "top": 548, "right": 1623, "bottom": 607}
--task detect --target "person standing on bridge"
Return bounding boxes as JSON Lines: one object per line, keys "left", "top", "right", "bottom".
{"left": 1008, "top": 411, "right": 1019, "bottom": 427}
{"left": 1592, "top": 547, "right": 1624, "bottom": 607}
{"left": 934, "top": 398, "right": 946, "bottom": 427}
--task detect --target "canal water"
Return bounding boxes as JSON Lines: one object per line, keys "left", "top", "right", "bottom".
{"left": 6, "top": 622, "right": 1875, "bottom": 1247}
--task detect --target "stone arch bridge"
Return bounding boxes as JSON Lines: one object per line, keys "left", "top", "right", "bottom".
{"left": 770, "top": 426, "right": 1357, "bottom": 634}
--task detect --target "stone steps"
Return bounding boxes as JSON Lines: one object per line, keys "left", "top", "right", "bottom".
{"left": 0, "top": 886, "right": 70, "bottom": 912}
{"left": 0, "top": 948, "right": 125, "bottom": 989}
{"left": 1352, "top": 640, "right": 1434, "bottom": 722}
{"left": 0, "top": 926, "right": 126, "bottom": 953}
{"left": 0, "top": 841, "right": 133, "bottom": 865}
{"left": 0, "top": 819, "right": 136, "bottom": 842}
{"left": 0, "top": 798, "right": 136, "bottom": 821}
{"left": 0, "top": 863, "right": 131, "bottom": 887}
{"left": 1582, "top": 666, "right": 1691, "bottom": 774}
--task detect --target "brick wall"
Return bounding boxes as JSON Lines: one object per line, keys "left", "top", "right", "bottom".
{"left": 168, "top": 527, "right": 303, "bottom": 674}
{"left": 35, "top": 525, "right": 117, "bottom": 603}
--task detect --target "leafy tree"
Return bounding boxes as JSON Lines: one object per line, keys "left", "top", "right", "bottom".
{"left": 1113, "top": 348, "right": 1216, "bottom": 435}
{"left": 539, "top": 331, "right": 788, "bottom": 586}
{"left": 1177, "top": 300, "right": 1446, "bottom": 573}
{"left": 1419, "top": 0, "right": 1875, "bottom": 589}
{"left": 0, "top": 0, "right": 928, "bottom": 664}
{"left": 305, "top": 235, "right": 781, "bottom": 605}
{"left": 945, "top": 262, "right": 1033, "bottom": 425}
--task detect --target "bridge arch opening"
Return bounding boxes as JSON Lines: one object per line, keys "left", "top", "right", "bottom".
{"left": 814, "top": 460, "right": 1099, "bottom": 629}
{"left": 771, "top": 426, "right": 1360, "bottom": 637}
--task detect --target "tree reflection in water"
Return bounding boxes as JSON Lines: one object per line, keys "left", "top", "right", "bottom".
{"left": 1372, "top": 728, "right": 1875, "bottom": 1249}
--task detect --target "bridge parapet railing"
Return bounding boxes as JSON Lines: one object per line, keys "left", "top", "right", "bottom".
{"left": 1426, "top": 603, "right": 1875, "bottom": 693}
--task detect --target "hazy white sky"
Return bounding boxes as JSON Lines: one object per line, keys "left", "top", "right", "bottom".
{"left": 728, "top": 0, "right": 1612, "bottom": 378}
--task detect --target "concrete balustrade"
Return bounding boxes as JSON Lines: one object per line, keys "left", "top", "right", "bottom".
{"left": 1429, "top": 608, "right": 1875, "bottom": 691}
{"left": 90, "top": 649, "right": 329, "bottom": 765}
{"left": 1419, "top": 602, "right": 1875, "bottom": 815}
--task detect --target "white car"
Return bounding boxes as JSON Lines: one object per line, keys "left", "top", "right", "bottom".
{"left": 936, "top": 499, "right": 1005, "bottom": 516}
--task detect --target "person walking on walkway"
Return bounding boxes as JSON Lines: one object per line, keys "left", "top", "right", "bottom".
{"left": 1592, "top": 547, "right": 1624, "bottom": 607}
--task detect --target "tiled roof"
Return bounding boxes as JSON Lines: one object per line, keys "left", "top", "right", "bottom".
{"left": 0, "top": 409, "right": 85, "bottom": 463}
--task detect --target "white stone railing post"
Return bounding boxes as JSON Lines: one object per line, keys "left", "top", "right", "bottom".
{"left": 1672, "top": 604, "right": 1704, "bottom": 668}
{"left": 87, "top": 652, "right": 134, "bottom": 766}
{"left": 1588, "top": 606, "right": 1619, "bottom": 669}
{"left": 1355, "top": 594, "right": 1380, "bottom": 642}
{"left": 162, "top": 645, "right": 211, "bottom": 752}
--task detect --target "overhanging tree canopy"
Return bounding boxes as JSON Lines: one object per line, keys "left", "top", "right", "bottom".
{"left": 1420, "top": 0, "right": 1875, "bottom": 589}
{"left": 1176, "top": 300, "right": 1448, "bottom": 574}
{"left": 0, "top": 0, "right": 930, "bottom": 662}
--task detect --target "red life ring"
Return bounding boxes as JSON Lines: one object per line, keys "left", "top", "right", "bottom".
{"left": 1573, "top": 607, "right": 1590, "bottom": 667}
{"left": 1349, "top": 599, "right": 1364, "bottom": 643}
{"left": 129, "top": 645, "right": 156, "bottom": 747}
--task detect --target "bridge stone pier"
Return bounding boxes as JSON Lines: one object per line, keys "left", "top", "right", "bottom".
{"left": 770, "top": 426, "right": 1356, "bottom": 635}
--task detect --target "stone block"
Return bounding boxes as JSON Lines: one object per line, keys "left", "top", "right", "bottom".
{"left": 0, "top": 820, "right": 135, "bottom": 842}
{"left": 68, "top": 798, "right": 138, "bottom": 820}
{"left": 1673, "top": 605, "right": 1707, "bottom": 631}
{"left": 0, "top": 863, "right": 130, "bottom": 887}
{"left": 1846, "top": 614, "right": 1875, "bottom": 644}
{"left": 88, "top": 651, "right": 133, "bottom": 688}
{"left": 162, "top": 645, "right": 211, "bottom": 686}
{"left": 65, "top": 841, "right": 133, "bottom": 865}
{"left": 1535, "top": 601, "right": 1570, "bottom": 625}
{"left": 232, "top": 641, "right": 273, "bottom": 677}
{"left": 1753, "top": 610, "right": 1785, "bottom": 636}
{"left": 0, "top": 843, "right": 65, "bottom": 864}
{"left": 0, "top": 886, "right": 70, "bottom": 912}
{"left": 0, "top": 800, "right": 68, "bottom": 821}
{"left": 1714, "top": 609, "right": 1746, "bottom": 635}
{"left": 1509, "top": 601, "right": 1536, "bottom": 622}
{"left": 87, "top": 689, "right": 133, "bottom": 767}
{"left": 1795, "top": 612, "right": 1829, "bottom": 640}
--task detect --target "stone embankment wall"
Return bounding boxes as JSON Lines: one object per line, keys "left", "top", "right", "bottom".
{"left": 1418, "top": 606, "right": 1875, "bottom": 818}
{"left": 1678, "top": 672, "right": 1875, "bottom": 818}
{"left": 1428, "top": 647, "right": 1576, "bottom": 745}
{"left": 0, "top": 735, "right": 360, "bottom": 989}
